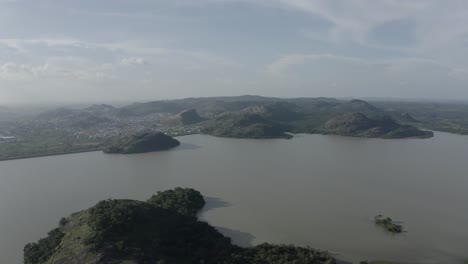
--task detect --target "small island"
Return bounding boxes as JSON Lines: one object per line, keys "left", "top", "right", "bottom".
{"left": 24, "top": 188, "right": 336, "bottom": 264}
{"left": 103, "top": 132, "right": 180, "bottom": 154}
{"left": 374, "top": 215, "right": 404, "bottom": 233}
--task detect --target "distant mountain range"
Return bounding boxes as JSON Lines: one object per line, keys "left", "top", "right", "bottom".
{"left": 36, "top": 96, "right": 434, "bottom": 139}
{"left": 4, "top": 95, "right": 468, "bottom": 161}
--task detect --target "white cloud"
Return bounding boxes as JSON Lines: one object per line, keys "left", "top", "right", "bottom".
{"left": 0, "top": 62, "right": 46, "bottom": 80}
{"left": 267, "top": 53, "right": 367, "bottom": 74}
{"left": 2, "top": 0, "right": 468, "bottom": 102}
{"left": 0, "top": 57, "right": 119, "bottom": 81}
{"left": 449, "top": 68, "right": 468, "bottom": 81}
{"left": 0, "top": 38, "right": 86, "bottom": 53}
{"left": 267, "top": 52, "right": 468, "bottom": 79}
{"left": 264, "top": 52, "right": 468, "bottom": 98}
{"left": 120, "top": 57, "right": 148, "bottom": 66}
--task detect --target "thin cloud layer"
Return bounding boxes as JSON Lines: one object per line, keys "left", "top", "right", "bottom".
{"left": 1, "top": 0, "right": 468, "bottom": 103}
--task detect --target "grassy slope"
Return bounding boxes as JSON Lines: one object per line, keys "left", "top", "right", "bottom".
{"left": 26, "top": 188, "right": 337, "bottom": 264}
{"left": 47, "top": 211, "right": 98, "bottom": 264}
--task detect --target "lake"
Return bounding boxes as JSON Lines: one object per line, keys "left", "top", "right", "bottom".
{"left": 0, "top": 132, "right": 467, "bottom": 263}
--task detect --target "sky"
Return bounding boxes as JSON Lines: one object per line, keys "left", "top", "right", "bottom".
{"left": 1, "top": 0, "right": 468, "bottom": 104}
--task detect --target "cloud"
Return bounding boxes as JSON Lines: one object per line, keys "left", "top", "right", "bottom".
{"left": 234, "top": 1, "right": 468, "bottom": 59}
{"left": 0, "top": 36, "right": 241, "bottom": 84}
{"left": 2, "top": 0, "right": 468, "bottom": 102}
{"left": 170, "top": 0, "right": 468, "bottom": 69}
{"left": 0, "top": 57, "right": 119, "bottom": 81}
{"left": 120, "top": 57, "right": 148, "bottom": 66}
{"left": 449, "top": 68, "right": 468, "bottom": 81}
{"left": 267, "top": 53, "right": 367, "bottom": 74}
{"left": 0, "top": 37, "right": 238, "bottom": 69}
{"left": 267, "top": 52, "right": 464, "bottom": 75}
{"left": 0, "top": 38, "right": 85, "bottom": 53}
{"left": 265, "top": 51, "right": 468, "bottom": 99}
{"left": 0, "top": 62, "right": 46, "bottom": 80}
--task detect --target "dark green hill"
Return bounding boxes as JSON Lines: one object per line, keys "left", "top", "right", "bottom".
{"left": 202, "top": 113, "right": 293, "bottom": 139}
{"left": 239, "top": 102, "right": 304, "bottom": 122}
{"left": 166, "top": 109, "right": 205, "bottom": 126}
{"left": 24, "top": 188, "right": 336, "bottom": 264}
{"left": 320, "top": 112, "right": 433, "bottom": 138}
{"left": 37, "top": 104, "right": 117, "bottom": 128}
{"left": 103, "top": 132, "right": 180, "bottom": 154}
{"left": 331, "top": 99, "right": 380, "bottom": 113}
{"left": 147, "top": 188, "right": 205, "bottom": 217}
{"left": 117, "top": 101, "right": 185, "bottom": 117}
{"left": 178, "top": 109, "right": 204, "bottom": 124}
{"left": 371, "top": 100, "right": 468, "bottom": 135}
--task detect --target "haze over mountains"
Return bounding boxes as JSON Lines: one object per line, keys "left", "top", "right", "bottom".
{"left": 3, "top": 1, "right": 468, "bottom": 103}
{"left": 3, "top": 95, "right": 468, "bottom": 161}
{"left": 36, "top": 96, "right": 431, "bottom": 139}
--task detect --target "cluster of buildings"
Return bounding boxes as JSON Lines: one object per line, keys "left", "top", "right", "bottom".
{"left": 72, "top": 121, "right": 201, "bottom": 141}
{"left": 0, "top": 112, "right": 202, "bottom": 148}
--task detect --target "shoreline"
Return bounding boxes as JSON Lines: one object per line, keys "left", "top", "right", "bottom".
{"left": 0, "top": 148, "right": 102, "bottom": 162}
{"left": 1, "top": 130, "right": 466, "bottom": 163}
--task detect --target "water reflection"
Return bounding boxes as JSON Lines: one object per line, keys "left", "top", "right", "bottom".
{"left": 1, "top": 133, "right": 468, "bottom": 263}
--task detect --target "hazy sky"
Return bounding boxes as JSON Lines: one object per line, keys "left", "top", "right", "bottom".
{"left": 1, "top": 0, "right": 468, "bottom": 103}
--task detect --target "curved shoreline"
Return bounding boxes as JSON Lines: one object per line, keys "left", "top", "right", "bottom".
{"left": 0, "top": 148, "right": 101, "bottom": 162}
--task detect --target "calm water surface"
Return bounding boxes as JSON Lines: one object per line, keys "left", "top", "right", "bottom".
{"left": 0, "top": 132, "right": 467, "bottom": 263}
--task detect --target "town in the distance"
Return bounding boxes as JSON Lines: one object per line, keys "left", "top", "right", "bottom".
{"left": 3, "top": 96, "right": 468, "bottom": 264}
{"left": 1, "top": 95, "right": 467, "bottom": 161}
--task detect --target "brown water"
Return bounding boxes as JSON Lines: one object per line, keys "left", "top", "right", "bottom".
{"left": 0, "top": 132, "right": 467, "bottom": 263}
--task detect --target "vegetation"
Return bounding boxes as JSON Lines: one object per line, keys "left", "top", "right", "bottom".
{"left": 229, "top": 243, "right": 336, "bottom": 264}
{"left": 84, "top": 199, "right": 233, "bottom": 263}
{"left": 202, "top": 113, "right": 293, "bottom": 139}
{"left": 371, "top": 100, "right": 468, "bottom": 135}
{"left": 176, "top": 109, "right": 204, "bottom": 125}
{"left": 3, "top": 96, "right": 457, "bottom": 161}
{"left": 23, "top": 228, "right": 64, "bottom": 264}
{"left": 0, "top": 135, "right": 101, "bottom": 161}
{"left": 117, "top": 101, "right": 185, "bottom": 117}
{"left": 319, "top": 112, "right": 433, "bottom": 139}
{"left": 24, "top": 188, "right": 336, "bottom": 264}
{"left": 147, "top": 187, "right": 205, "bottom": 217}
{"left": 374, "top": 215, "right": 404, "bottom": 233}
{"left": 360, "top": 262, "right": 420, "bottom": 264}
{"left": 103, "top": 132, "right": 180, "bottom": 154}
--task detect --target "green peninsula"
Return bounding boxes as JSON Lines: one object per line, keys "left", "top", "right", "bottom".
{"left": 319, "top": 112, "right": 433, "bottom": 139}
{"left": 103, "top": 132, "right": 180, "bottom": 154}
{"left": 24, "top": 188, "right": 336, "bottom": 264}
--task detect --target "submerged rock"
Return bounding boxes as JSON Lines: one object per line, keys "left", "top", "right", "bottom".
{"left": 374, "top": 215, "right": 404, "bottom": 233}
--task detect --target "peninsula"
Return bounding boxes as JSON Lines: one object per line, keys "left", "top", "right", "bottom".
{"left": 103, "top": 132, "right": 180, "bottom": 154}
{"left": 24, "top": 188, "right": 336, "bottom": 264}
{"left": 0, "top": 96, "right": 447, "bottom": 161}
